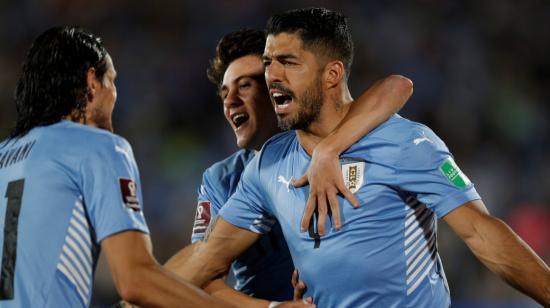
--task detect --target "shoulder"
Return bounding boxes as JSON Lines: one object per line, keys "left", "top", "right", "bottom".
{"left": 46, "top": 121, "right": 131, "bottom": 150}
{"left": 201, "top": 149, "right": 255, "bottom": 197}
{"left": 203, "top": 149, "right": 254, "bottom": 182}
{"left": 48, "top": 122, "right": 137, "bottom": 169}
{"left": 347, "top": 115, "right": 450, "bottom": 166}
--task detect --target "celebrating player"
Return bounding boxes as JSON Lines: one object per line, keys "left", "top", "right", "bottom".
{"left": 0, "top": 26, "right": 234, "bottom": 307}
{"left": 168, "top": 8, "right": 550, "bottom": 307}
{"left": 165, "top": 28, "right": 413, "bottom": 307}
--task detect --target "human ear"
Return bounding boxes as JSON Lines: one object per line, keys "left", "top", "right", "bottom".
{"left": 324, "top": 60, "right": 345, "bottom": 89}
{"left": 86, "top": 67, "right": 98, "bottom": 102}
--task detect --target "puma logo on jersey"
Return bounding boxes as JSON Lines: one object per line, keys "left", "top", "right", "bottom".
{"left": 413, "top": 132, "right": 433, "bottom": 146}
{"left": 115, "top": 145, "right": 131, "bottom": 160}
{"left": 278, "top": 175, "right": 292, "bottom": 192}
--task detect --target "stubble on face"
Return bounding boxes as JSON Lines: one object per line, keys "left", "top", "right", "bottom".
{"left": 276, "top": 75, "right": 324, "bottom": 131}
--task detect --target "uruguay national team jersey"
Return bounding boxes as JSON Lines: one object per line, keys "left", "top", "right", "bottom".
{"left": 0, "top": 121, "right": 149, "bottom": 308}
{"left": 220, "top": 115, "right": 481, "bottom": 308}
{"left": 191, "top": 149, "right": 294, "bottom": 300}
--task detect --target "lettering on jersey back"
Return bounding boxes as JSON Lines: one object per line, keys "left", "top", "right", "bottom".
{"left": 0, "top": 140, "right": 36, "bottom": 170}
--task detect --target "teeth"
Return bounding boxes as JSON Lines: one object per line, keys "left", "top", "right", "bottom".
{"left": 231, "top": 113, "right": 249, "bottom": 127}
{"left": 273, "top": 92, "right": 283, "bottom": 97}
{"left": 232, "top": 113, "right": 244, "bottom": 121}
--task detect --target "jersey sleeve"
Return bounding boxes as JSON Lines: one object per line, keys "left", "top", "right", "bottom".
{"left": 393, "top": 126, "right": 481, "bottom": 218}
{"left": 191, "top": 171, "right": 223, "bottom": 243}
{"left": 80, "top": 135, "right": 149, "bottom": 243}
{"left": 219, "top": 155, "right": 273, "bottom": 234}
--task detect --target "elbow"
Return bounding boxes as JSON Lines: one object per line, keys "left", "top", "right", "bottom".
{"left": 386, "top": 74, "right": 414, "bottom": 98}
{"left": 114, "top": 262, "right": 155, "bottom": 304}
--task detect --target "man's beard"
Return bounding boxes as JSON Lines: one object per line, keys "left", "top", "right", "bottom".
{"left": 277, "top": 76, "right": 323, "bottom": 131}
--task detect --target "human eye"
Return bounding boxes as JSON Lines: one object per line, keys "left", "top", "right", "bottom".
{"left": 238, "top": 80, "right": 251, "bottom": 90}
{"left": 220, "top": 89, "right": 228, "bottom": 100}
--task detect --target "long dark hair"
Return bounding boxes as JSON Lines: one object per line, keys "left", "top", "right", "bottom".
{"left": 9, "top": 26, "right": 108, "bottom": 138}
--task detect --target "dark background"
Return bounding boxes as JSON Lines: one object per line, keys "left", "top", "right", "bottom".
{"left": 1, "top": 1, "right": 548, "bottom": 307}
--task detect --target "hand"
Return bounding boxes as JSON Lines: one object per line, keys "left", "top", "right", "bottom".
{"left": 292, "top": 139, "right": 360, "bottom": 235}
{"left": 291, "top": 269, "right": 312, "bottom": 302}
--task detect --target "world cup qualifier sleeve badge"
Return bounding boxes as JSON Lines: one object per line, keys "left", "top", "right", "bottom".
{"left": 193, "top": 201, "right": 211, "bottom": 236}
{"left": 439, "top": 157, "right": 471, "bottom": 188}
{"left": 119, "top": 178, "right": 141, "bottom": 211}
{"left": 341, "top": 159, "right": 366, "bottom": 194}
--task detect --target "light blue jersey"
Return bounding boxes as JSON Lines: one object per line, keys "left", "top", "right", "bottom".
{"left": 0, "top": 121, "right": 149, "bottom": 307}
{"left": 192, "top": 149, "right": 294, "bottom": 300}
{"left": 220, "top": 115, "right": 481, "bottom": 308}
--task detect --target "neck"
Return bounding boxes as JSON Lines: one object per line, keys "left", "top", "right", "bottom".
{"left": 297, "top": 87, "right": 353, "bottom": 155}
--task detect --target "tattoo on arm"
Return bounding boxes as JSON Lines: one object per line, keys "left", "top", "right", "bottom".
{"left": 203, "top": 217, "right": 219, "bottom": 243}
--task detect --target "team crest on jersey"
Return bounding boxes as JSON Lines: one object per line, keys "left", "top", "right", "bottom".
{"left": 193, "top": 201, "right": 211, "bottom": 235}
{"left": 119, "top": 178, "right": 141, "bottom": 211}
{"left": 341, "top": 161, "right": 365, "bottom": 194}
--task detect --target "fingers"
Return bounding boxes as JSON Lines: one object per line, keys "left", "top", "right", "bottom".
{"left": 337, "top": 182, "right": 360, "bottom": 208}
{"left": 300, "top": 195, "right": 316, "bottom": 232}
{"left": 292, "top": 269, "right": 307, "bottom": 301}
{"left": 291, "top": 174, "right": 309, "bottom": 188}
{"left": 291, "top": 269, "right": 299, "bottom": 288}
{"left": 316, "top": 196, "right": 328, "bottom": 236}
{"left": 328, "top": 192, "right": 341, "bottom": 230}
{"left": 293, "top": 280, "right": 306, "bottom": 300}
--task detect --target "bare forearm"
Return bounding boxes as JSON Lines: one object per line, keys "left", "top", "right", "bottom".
{"left": 456, "top": 214, "right": 550, "bottom": 305}
{"left": 204, "top": 279, "right": 270, "bottom": 308}
{"left": 324, "top": 75, "right": 412, "bottom": 154}
{"left": 126, "top": 262, "right": 234, "bottom": 307}
{"left": 165, "top": 241, "right": 229, "bottom": 287}
{"left": 165, "top": 218, "right": 260, "bottom": 287}
{"left": 446, "top": 201, "right": 550, "bottom": 305}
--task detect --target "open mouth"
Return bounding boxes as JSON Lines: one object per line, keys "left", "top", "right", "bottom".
{"left": 272, "top": 92, "right": 293, "bottom": 106}
{"left": 231, "top": 113, "right": 249, "bottom": 128}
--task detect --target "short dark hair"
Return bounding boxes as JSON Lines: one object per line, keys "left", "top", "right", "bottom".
{"left": 266, "top": 7, "right": 354, "bottom": 78}
{"left": 10, "top": 26, "right": 108, "bottom": 138}
{"left": 206, "top": 28, "right": 266, "bottom": 88}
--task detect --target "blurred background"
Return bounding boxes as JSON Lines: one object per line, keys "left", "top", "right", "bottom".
{"left": 1, "top": 0, "right": 549, "bottom": 307}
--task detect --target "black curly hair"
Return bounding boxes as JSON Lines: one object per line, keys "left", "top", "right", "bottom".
{"left": 206, "top": 28, "right": 266, "bottom": 90}
{"left": 266, "top": 7, "right": 354, "bottom": 79}
{"left": 10, "top": 26, "right": 108, "bottom": 138}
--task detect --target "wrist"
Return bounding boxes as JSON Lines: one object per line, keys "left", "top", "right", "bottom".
{"left": 316, "top": 134, "right": 344, "bottom": 156}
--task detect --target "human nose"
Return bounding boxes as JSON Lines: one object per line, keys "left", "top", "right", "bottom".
{"left": 223, "top": 86, "right": 242, "bottom": 108}
{"left": 265, "top": 61, "right": 284, "bottom": 85}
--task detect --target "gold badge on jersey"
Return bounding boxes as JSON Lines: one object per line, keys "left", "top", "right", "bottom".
{"left": 341, "top": 162, "right": 365, "bottom": 193}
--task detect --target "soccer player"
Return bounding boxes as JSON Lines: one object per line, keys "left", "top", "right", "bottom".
{"left": 0, "top": 26, "right": 234, "bottom": 307}
{"left": 165, "top": 28, "right": 413, "bottom": 307}
{"left": 169, "top": 8, "right": 550, "bottom": 308}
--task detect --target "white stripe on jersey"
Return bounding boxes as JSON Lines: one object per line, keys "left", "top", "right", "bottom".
{"left": 57, "top": 262, "right": 87, "bottom": 305}
{"left": 403, "top": 198, "right": 438, "bottom": 296}
{"left": 56, "top": 198, "right": 93, "bottom": 306}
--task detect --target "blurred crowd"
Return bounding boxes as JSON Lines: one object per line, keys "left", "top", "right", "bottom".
{"left": 0, "top": 0, "right": 548, "bottom": 307}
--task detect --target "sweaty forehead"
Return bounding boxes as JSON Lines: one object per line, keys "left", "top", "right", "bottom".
{"left": 264, "top": 33, "right": 305, "bottom": 57}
